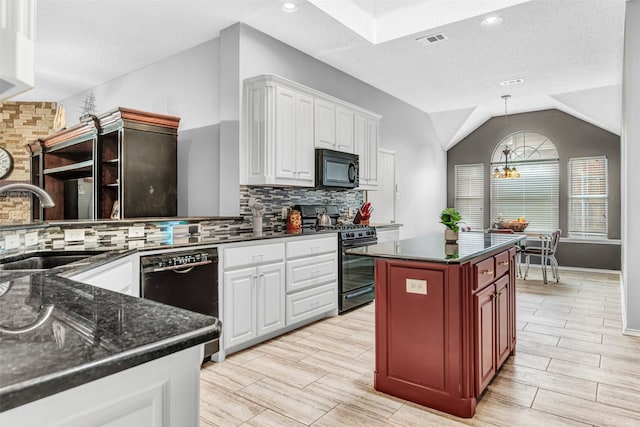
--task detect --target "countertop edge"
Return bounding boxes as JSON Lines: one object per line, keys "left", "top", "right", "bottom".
{"left": 0, "top": 323, "right": 219, "bottom": 412}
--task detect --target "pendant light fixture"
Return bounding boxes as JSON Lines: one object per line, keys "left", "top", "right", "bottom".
{"left": 492, "top": 95, "right": 520, "bottom": 179}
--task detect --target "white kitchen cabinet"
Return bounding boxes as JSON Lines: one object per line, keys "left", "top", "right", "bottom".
{"left": 223, "top": 262, "right": 285, "bottom": 349}
{"left": 285, "top": 235, "right": 337, "bottom": 326}
{"left": 67, "top": 253, "right": 140, "bottom": 297}
{"left": 335, "top": 105, "right": 355, "bottom": 153}
{"left": 217, "top": 234, "right": 338, "bottom": 361}
{"left": 314, "top": 98, "right": 336, "bottom": 150}
{"left": 245, "top": 76, "right": 314, "bottom": 187}
{"left": 355, "top": 113, "right": 380, "bottom": 190}
{"left": 0, "top": 346, "right": 202, "bottom": 427}
{"left": 316, "top": 101, "right": 355, "bottom": 154}
{"left": 221, "top": 241, "right": 286, "bottom": 354}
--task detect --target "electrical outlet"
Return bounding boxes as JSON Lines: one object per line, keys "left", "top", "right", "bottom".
{"left": 128, "top": 240, "right": 145, "bottom": 249}
{"left": 406, "top": 278, "right": 428, "bottom": 295}
{"left": 348, "top": 207, "right": 354, "bottom": 217}
{"left": 25, "top": 232, "right": 39, "bottom": 247}
{"left": 281, "top": 207, "right": 289, "bottom": 219}
{"left": 4, "top": 234, "right": 19, "bottom": 250}
{"left": 64, "top": 229, "right": 85, "bottom": 242}
{"left": 128, "top": 226, "right": 145, "bottom": 238}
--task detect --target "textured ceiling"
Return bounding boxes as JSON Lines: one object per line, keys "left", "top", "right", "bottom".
{"left": 11, "top": 0, "right": 626, "bottom": 148}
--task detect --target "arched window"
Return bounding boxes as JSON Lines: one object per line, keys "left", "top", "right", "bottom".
{"left": 490, "top": 131, "right": 559, "bottom": 232}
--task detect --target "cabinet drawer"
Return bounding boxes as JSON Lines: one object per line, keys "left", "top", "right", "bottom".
{"left": 224, "top": 243, "right": 285, "bottom": 269}
{"left": 495, "top": 250, "right": 510, "bottom": 279}
{"left": 286, "top": 235, "right": 336, "bottom": 259}
{"left": 286, "top": 282, "right": 337, "bottom": 326}
{"left": 474, "top": 257, "right": 495, "bottom": 290}
{"left": 286, "top": 252, "right": 337, "bottom": 293}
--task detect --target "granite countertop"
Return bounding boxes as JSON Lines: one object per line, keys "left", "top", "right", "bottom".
{"left": 347, "top": 231, "right": 523, "bottom": 264}
{"left": 0, "top": 270, "right": 221, "bottom": 412}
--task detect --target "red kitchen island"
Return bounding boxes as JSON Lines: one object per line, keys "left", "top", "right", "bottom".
{"left": 347, "top": 231, "right": 522, "bottom": 418}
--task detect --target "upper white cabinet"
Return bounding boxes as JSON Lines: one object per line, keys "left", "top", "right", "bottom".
{"left": 314, "top": 98, "right": 336, "bottom": 150}
{"left": 246, "top": 76, "right": 314, "bottom": 187}
{"left": 355, "top": 113, "right": 379, "bottom": 190}
{"left": 243, "top": 75, "right": 381, "bottom": 188}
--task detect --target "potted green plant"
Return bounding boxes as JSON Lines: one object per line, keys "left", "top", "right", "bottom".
{"left": 440, "top": 207, "right": 462, "bottom": 242}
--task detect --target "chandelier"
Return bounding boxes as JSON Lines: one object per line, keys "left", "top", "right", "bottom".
{"left": 492, "top": 147, "right": 520, "bottom": 178}
{"left": 492, "top": 95, "right": 520, "bottom": 179}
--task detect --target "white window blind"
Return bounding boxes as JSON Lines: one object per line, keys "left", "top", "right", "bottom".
{"left": 491, "top": 160, "right": 559, "bottom": 232}
{"left": 454, "top": 164, "right": 484, "bottom": 230}
{"left": 568, "top": 156, "right": 608, "bottom": 238}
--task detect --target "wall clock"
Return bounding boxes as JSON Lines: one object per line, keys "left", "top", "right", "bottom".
{"left": 0, "top": 147, "right": 15, "bottom": 179}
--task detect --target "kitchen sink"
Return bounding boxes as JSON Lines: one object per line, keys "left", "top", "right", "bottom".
{"left": 0, "top": 252, "right": 103, "bottom": 271}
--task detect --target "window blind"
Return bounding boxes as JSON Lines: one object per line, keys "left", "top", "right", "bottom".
{"left": 568, "top": 156, "right": 608, "bottom": 238}
{"left": 454, "top": 164, "right": 484, "bottom": 230}
{"left": 491, "top": 160, "right": 559, "bottom": 232}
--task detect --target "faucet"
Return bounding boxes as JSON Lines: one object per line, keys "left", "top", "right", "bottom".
{"left": 0, "top": 183, "right": 55, "bottom": 208}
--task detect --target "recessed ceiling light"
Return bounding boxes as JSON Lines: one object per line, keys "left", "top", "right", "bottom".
{"left": 481, "top": 16, "right": 503, "bottom": 26}
{"left": 281, "top": 2, "right": 298, "bottom": 13}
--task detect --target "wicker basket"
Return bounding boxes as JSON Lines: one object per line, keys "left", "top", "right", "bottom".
{"left": 501, "top": 221, "right": 529, "bottom": 232}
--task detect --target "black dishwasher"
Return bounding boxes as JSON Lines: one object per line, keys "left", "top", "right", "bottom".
{"left": 141, "top": 248, "right": 219, "bottom": 360}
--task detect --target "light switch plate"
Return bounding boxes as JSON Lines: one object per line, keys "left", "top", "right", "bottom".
{"left": 406, "top": 278, "right": 428, "bottom": 295}
{"left": 25, "top": 232, "right": 39, "bottom": 247}
{"left": 128, "top": 226, "right": 145, "bottom": 238}
{"left": 281, "top": 207, "right": 288, "bottom": 219}
{"left": 64, "top": 229, "right": 85, "bottom": 242}
{"left": 4, "top": 234, "right": 20, "bottom": 250}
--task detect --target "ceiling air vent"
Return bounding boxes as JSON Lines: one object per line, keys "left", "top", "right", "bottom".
{"left": 499, "top": 78, "right": 525, "bottom": 87}
{"left": 416, "top": 33, "right": 447, "bottom": 46}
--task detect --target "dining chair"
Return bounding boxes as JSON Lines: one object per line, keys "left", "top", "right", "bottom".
{"left": 523, "top": 229, "right": 561, "bottom": 284}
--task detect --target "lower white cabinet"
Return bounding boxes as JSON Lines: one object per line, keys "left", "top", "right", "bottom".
{"left": 0, "top": 345, "right": 202, "bottom": 427}
{"left": 223, "top": 262, "right": 285, "bottom": 349}
{"left": 286, "top": 282, "right": 336, "bottom": 325}
{"left": 67, "top": 253, "right": 140, "bottom": 297}
{"left": 217, "top": 234, "right": 338, "bottom": 361}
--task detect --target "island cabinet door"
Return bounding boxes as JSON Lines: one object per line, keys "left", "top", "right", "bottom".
{"left": 495, "top": 275, "right": 511, "bottom": 368}
{"left": 474, "top": 283, "right": 496, "bottom": 396}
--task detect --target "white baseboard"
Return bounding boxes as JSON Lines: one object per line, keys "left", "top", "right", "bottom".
{"left": 623, "top": 328, "right": 640, "bottom": 337}
{"left": 520, "top": 264, "right": 621, "bottom": 276}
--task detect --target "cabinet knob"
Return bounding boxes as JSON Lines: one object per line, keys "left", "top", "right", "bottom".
{"left": 498, "top": 261, "right": 509, "bottom": 266}
{"left": 482, "top": 270, "right": 494, "bottom": 276}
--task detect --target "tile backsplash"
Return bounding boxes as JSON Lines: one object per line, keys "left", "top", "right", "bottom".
{"left": 240, "top": 185, "right": 365, "bottom": 232}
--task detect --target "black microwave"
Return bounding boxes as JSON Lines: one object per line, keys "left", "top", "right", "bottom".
{"left": 315, "top": 148, "right": 359, "bottom": 189}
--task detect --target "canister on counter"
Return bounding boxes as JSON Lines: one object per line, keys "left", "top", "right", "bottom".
{"left": 286, "top": 209, "right": 302, "bottom": 233}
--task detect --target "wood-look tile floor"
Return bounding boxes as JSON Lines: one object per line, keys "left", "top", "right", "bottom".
{"left": 200, "top": 269, "right": 640, "bottom": 426}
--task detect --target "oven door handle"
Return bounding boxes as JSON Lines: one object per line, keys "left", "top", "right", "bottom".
{"left": 345, "top": 286, "right": 374, "bottom": 299}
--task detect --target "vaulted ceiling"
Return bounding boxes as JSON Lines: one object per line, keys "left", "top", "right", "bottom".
{"left": 12, "top": 0, "right": 626, "bottom": 149}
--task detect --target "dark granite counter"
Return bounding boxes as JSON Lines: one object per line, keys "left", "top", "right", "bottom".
{"left": 0, "top": 270, "right": 221, "bottom": 412}
{"left": 347, "top": 231, "right": 523, "bottom": 264}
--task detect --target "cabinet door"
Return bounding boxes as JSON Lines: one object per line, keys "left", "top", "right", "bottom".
{"left": 256, "top": 262, "right": 286, "bottom": 337}
{"left": 224, "top": 267, "right": 257, "bottom": 348}
{"left": 367, "top": 118, "right": 379, "bottom": 185}
{"left": 314, "top": 98, "right": 336, "bottom": 149}
{"left": 121, "top": 129, "right": 177, "bottom": 218}
{"left": 294, "top": 92, "right": 314, "bottom": 184}
{"left": 336, "top": 106, "right": 354, "bottom": 153}
{"left": 354, "top": 114, "right": 368, "bottom": 180}
{"left": 475, "top": 283, "right": 496, "bottom": 395}
{"left": 275, "top": 86, "right": 297, "bottom": 180}
{"left": 495, "top": 275, "right": 510, "bottom": 368}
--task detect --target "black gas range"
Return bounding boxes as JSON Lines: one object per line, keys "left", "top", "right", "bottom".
{"left": 294, "top": 204, "right": 377, "bottom": 313}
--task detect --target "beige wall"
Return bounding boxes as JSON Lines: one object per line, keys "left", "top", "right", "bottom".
{"left": 0, "top": 102, "right": 56, "bottom": 223}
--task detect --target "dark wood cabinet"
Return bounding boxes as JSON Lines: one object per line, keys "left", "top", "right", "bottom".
{"left": 374, "top": 246, "right": 516, "bottom": 418}
{"left": 97, "top": 108, "right": 180, "bottom": 219}
{"left": 29, "top": 108, "right": 180, "bottom": 220}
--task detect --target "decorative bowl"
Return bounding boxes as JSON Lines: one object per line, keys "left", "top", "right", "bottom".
{"left": 501, "top": 221, "right": 529, "bottom": 232}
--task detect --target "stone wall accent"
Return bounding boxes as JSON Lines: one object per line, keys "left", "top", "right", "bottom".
{"left": 0, "top": 102, "right": 57, "bottom": 223}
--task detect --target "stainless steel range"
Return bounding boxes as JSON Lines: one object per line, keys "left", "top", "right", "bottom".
{"left": 294, "top": 204, "right": 378, "bottom": 313}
